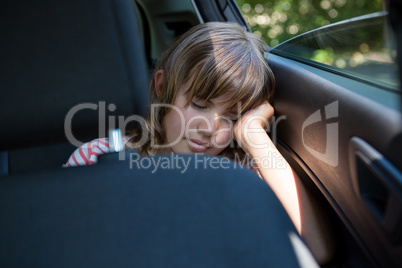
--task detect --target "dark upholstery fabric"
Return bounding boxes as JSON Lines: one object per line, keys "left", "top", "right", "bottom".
{"left": 7, "top": 142, "right": 77, "bottom": 173}
{"left": 0, "top": 0, "right": 149, "bottom": 151}
{"left": 0, "top": 155, "right": 302, "bottom": 267}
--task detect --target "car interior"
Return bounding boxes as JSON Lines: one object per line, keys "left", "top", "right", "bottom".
{"left": 1, "top": 0, "right": 401, "bottom": 267}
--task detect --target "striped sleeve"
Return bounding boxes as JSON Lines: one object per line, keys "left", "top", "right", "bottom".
{"left": 63, "top": 136, "right": 133, "bottom": 167}
{"left": 63, "top": 138, "right": 111, "bottom": 167}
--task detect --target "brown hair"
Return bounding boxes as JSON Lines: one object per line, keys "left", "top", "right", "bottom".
{"left": 128, "top": 22, "right": 275, "bottom": 160}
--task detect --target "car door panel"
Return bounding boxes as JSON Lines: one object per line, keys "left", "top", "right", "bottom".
{"left": 269, "top": 53, "right": 402, "bottom": 267}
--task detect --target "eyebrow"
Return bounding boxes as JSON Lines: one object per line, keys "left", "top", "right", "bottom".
{"left": 201, "top": 99, "right": 218, "bottom": 106}
{"left": 196, "top": 97, "right": 239, "bottom": 115}
{"left": 227, "top": 110, "right": 239, "bottom": 116}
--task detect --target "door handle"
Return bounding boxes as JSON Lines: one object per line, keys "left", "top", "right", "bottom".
{"left": 349, "top": 137, "right": 402, "bottom": 244}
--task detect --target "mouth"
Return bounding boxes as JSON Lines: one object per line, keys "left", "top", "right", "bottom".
{"left": 187, "top": 139, "right": 210, "bottom": 153}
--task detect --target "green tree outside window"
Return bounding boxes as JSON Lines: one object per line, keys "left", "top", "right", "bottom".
{"left": 236, "top": 0, "right": 383, "bottom": 47}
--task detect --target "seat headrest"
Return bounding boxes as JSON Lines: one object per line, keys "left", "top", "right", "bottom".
{"left": 0, "top": 0, "right": 149, "bottom": 150}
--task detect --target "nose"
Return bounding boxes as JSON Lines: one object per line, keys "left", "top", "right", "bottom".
{"left": 198, "top": 113, "right": 231, "bottom": 136}
{"left": 198, "top": 113, "right": 219, "bottom": 136}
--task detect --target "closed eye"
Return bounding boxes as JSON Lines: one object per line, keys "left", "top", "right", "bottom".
{"left": 223, "top": 115, "right": 238, "bottom": 123}
{"left": 229, "top": 117, "right": 238, "bottom": 123}
{"left": 191, "top": 101, "right": 207, "bottom": 110}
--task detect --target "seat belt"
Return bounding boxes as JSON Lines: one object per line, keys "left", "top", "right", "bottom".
{"left": 0, "top": 151, "right": 9, "bottom": 176}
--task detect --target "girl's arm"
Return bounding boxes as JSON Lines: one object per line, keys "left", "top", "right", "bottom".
{"left": 233, "top": 101, "right": 334, "bottom": 264}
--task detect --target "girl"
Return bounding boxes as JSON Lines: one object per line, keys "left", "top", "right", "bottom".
{"left": 65, "top": 22, "right": 333, "bottom": 264}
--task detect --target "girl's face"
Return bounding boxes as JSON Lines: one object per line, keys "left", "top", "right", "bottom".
{"left": 161, "top": 83, "right": 238, "bottom": 155}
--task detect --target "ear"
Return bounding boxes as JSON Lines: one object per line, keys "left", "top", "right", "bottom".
{"left": 154, "top": 70, "right": 164, "bottom": 97}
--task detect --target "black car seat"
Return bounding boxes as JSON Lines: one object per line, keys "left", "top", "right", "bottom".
{"left": 0, "top": 153, "right": 318, "bottom": 267}
{"left": 0, "top": 0, "right": 149, "bottom": 175}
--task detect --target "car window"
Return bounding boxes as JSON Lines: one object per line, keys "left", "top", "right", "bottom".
{"left": 272, "top": 12, "right": 399, "bottom": 90}
{"left": 236, "top": 0, "right": 399, "bottom": 91}
{"left": 236, "top": 0, "right": 383, "bottom": 46}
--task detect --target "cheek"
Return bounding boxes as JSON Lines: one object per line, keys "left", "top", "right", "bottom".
{"left": 213, "top": 128, "right": 232, "bottom": 147}
{"left": 163, "top": 108, "right": 185, "bottom": 141}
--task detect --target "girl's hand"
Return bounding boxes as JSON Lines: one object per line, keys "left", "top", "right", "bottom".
{"left": 233, "top": 101, "right": 274, "bottom": 152}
